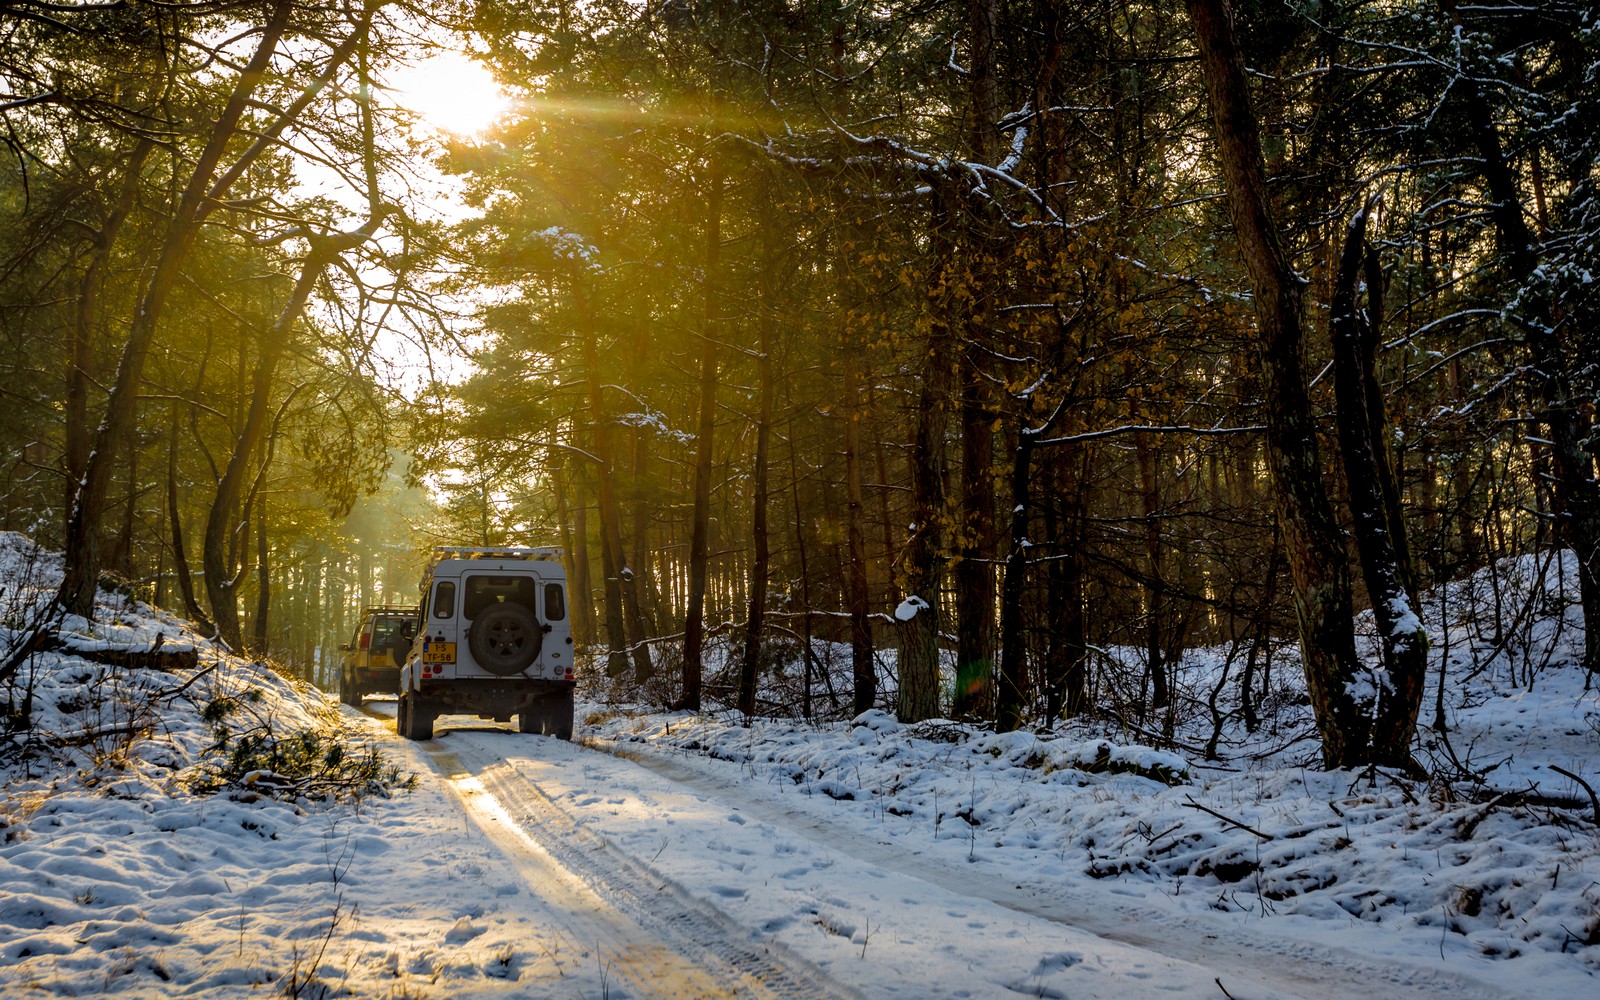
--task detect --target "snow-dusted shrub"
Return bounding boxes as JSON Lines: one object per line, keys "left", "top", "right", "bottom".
{"left": 192, "top": 689, "right": 413, "bottom": 801}
{"left": 1041, "top": 738, "right": 1191, "bottom": 786}
{"left": 0, "top": 532, "right": 410, "bottom": 806}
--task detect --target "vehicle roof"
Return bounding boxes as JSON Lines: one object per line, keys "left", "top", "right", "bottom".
{"left": 429, "top": 545, "right": 563, "bottom": 564}
{"left": 425, "top": 546, "right": 563, "bottom": 572}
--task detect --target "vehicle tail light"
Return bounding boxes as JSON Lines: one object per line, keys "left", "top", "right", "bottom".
{"left": 358, "top": 631, "right": 371, "bottom": 650}
{"left": 564, "top": 667, "right": 574, "bottom": 679}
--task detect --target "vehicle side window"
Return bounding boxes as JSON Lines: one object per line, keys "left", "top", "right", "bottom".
{"left": 544, "top": 583, "right": 566, "bottom": 622}
{"left": 463, "top": 575, "right": 538, "bottom": 620}
{"left": 432, "top": 581, "right": 456, "bottom": 619}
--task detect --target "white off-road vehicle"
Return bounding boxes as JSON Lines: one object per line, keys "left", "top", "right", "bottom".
{"left": 396, "top": 546, "right": 576, "bottom": 741}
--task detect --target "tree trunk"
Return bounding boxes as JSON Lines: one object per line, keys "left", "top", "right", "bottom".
{"left": 58, "top": 0, "right": 295, "bottom": 617}
{"left": 1189, "top": 0, "right": 1366, "bottom": 768}
{"left": 630, "top": 430, "right": 662, "bottom": 638}
{"left": 786, "top": 410, "right": 823, "bottom": 718}
{"left": 555, "top": 458, "right": 595, "bottom": 648}
{"left": 1330, "top": 207, "right": 1428, "bottom": 771}
{"left": 738, "top": 183, "right": 780, "bottom": 720}
{"left": 66, "top": 139, "right": 154, "bottom": 517}
{"left": 682, "top": 164, "right": 725, "bottom": 712}
{"left": 955, "top": 373, "right": 997, "bottom": 719}
{"left": 897, "top": 189, "right": 955, "bottom": 724}
{"left": 1455, "top": 59, "right": 1600, "bottom": 675}
{"left": 1361, "top": 242, "right": 1417, "bottom": 607}
{"left": 203, "top": 249, "right": 327, "bottom": 649}
{"left": 1044, "top": 446, "right": 1091, "bottom": 721}
{"left": 577, "top": 282, "right": 633, "bottom": 678}
{"left": 843, "top": 283, "right": 875, "bottom": 717}
{"left": 953, "top": 0, "right": 1001, "bottom": 722}
{"left": 1138, "top": 432, "right": 1168, "bottom": 712}
{"left": 996, "top": 430, "right": 1036, "bottom": 730}
{"left": 253, "top": 501, "right": 270, "bottom": 657}
{"left": 165, "top": 402, "right": 212, "bottom": 632}
{"left": 109, "top": 433, "right": 138, "bottom": 578}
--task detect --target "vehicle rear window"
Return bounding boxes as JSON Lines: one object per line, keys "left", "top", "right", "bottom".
{"left": 432, "top": 581, "right": 455, "bottom": 618}
{"left": 544, "top": 583, "right": 566, "bottom": 622}
{"left": 463, "top": 575, "right": 539, "bottom": 621}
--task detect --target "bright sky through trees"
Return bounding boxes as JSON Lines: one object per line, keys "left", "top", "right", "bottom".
{"left": 389, "top": 50, "right": 508, "bottom": 137}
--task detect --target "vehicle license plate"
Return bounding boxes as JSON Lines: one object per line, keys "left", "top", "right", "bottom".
{"left": 422, "top": 641, "right": 456, "bottom": 664}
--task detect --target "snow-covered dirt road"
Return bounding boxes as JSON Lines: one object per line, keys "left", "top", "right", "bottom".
{"left": 362, "top": 702, "right": 1569, "bottom": 1000}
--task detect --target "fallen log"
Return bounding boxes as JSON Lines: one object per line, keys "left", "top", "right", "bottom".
{"left": 50, "top": 632, "right": 200, "bottom": 672}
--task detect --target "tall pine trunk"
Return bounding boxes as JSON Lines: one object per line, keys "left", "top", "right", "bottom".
{"left": 1330, "top": 206, "right": 1427, "bottom": 771}
{"left": 837, "top": 230, "right": 875, "bottom": 717}
{"left": 555, "top": 458, "right": 595, "bottom": 648}
{"left": 996, "top": 428, "right": 1036, "bottom": 730}
{"left": 203, "top": 252, "right": 325, "bottom": 648}
{"left": 253, "top": 502, "right": 270, "bottom": 657}
{"left": 1456, "top": 64, "right": 1600, "bottom": 675}
{"left": 737, "top": 182, "right": 780, "bottom": 720}
{"left": 66, "top": 139, "right": 153, "bottom": 517}
{"left": 1189, "top": 0, "right": 1367, "bottom": 768}
{"left": 953, "top": 0, "right": 1001, "bottom": 720}
{"left": 577, "top": 279, "right": 633, "bottom": 678}
{"left": 682, "top": 164, "right": 725, "bottom": 712}
{"left": 896, "top": 188, "right": 955, "bottom": 723}
{"left": 1044, "top": 447, "right": 1091, "bottom": 721}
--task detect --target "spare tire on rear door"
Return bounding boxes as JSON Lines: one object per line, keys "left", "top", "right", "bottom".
{"left": 468, "top": 602, "right": 542, "bottom": 675}
{"left": 385, "top": 627, "right": 412, "bottom": 668}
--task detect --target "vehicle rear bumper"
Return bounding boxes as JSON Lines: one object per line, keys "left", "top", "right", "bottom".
{"left": 416, "top": 677, "right": 574, "bottom": 717}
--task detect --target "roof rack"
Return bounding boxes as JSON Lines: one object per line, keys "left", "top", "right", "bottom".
{"left": 360, "top": 604, "right": 420, "bottom": 616}
{"left": 428, "top": 545, "right": 564, "bottom": 566}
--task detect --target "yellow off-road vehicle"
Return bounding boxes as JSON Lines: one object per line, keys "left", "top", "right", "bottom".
{"left": 338, "top": 605, "right": 419, "bottom": 705}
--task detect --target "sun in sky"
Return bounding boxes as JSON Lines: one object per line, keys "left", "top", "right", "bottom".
{"left": 389, "top": 51, "right": 510, "bottom": 137}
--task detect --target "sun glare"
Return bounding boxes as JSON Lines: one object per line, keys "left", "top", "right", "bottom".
{"left": 391, "top": 52, "right": 509, "bottom": 137}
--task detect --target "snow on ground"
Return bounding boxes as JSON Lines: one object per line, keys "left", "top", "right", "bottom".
{"left": 0, "top": 534, "right": 619, "bottom": 998}
{"left": 1, "top": 530, "right": 1597, "bottom": 998}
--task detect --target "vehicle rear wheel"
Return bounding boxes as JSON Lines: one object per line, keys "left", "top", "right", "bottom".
{"left": 551, "top": 689, "right": 574, "bottom": 741}
{"left": 517, "top": 697, "right": 543, "bottom": 734}
{"left": 412, "top": 697, "right": 435, "bottom": 741}
{"left": 340, "top": 671, "right": 358, "bottom": 706}
{"left": 399, "top": 693, "right": 435, "bottom": 741}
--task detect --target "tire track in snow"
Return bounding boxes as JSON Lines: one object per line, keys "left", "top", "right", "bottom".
{"left": 592, "top": 739, "right": 1509, "bottom": 1000}
{"left": 423, "top": 741, "right": 860, "bottom": 1000}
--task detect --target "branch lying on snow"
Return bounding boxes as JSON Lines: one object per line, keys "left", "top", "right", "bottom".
{"left": 1456, "top": 792, "right": 1513, "bottom": 841}
{"left": 45, "top": 721, "right": 154, "bottom": 749}
{"left": 152, "top": 662, "right": 219, "bottom": 701}
{"left": 1182, "top": 795, "right": 1275, "bottom": 840}
{"left": 0, "top": 624, "right": 57, "bottom": 682}
{"left": 1098, "top": 707, "right": 1212, "bottom": 757}
{"left": 1548, "top": 766, "right": 1600, "bottom": 826}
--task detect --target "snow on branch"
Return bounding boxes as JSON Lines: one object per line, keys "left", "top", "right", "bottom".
{"left": 1034, "top": 423, "right": 1266, "bottom": 447}
{"left": 1381, "top": 308, "right": 1504, "bottom": 352}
